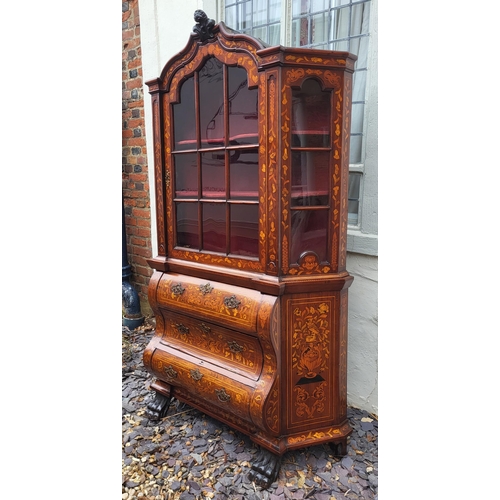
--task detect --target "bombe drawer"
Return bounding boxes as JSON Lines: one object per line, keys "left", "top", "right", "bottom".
{"left": 155, "top": 273, "right": 263, "bottom": 334}
{"left": 159, "top": 309, "right": 264, "bottom": 381}
{"left": 149, "top": 346, "right": 254, "bottom": 422}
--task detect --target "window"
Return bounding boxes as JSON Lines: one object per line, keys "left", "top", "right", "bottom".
{"left": 223, "top": 0, "right": 376, "bottom": 253}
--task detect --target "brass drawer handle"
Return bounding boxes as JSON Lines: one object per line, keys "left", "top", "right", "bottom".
{"left": 199, "top": 283, "right": 214, "bottom": 295}
{"left": 164, "top": 365, "right": 178, "bottom": 380}
{"left": 198, "top": 322, "right": 212, "bottom": 334}
{"left": 224, "top": 295, "right": 241, "bottom": 310}
{"left": 190, "top": 369, "right": 203, "bottom": 381}
{"left": 174, "top": 323, "right": 190, "bottom": 335}
{"left": 171, "top": 283, "right": 185, "bottom": 296}
{"left": 228, "top": 340, "right": 243, "bottom": 353}
{"left": 215, "top": 388, "right": 231, "bottom": 403}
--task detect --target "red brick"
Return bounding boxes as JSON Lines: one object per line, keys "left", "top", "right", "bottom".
{"left": 131, "top": 246, "right": 152, "bottom": 258}
{"left": 125, "top": 78, "right": 141, "bottom": 90}
{"left": 131, "top": 236, "right": 148, "bottom": 247}
{"left": 127, "top": 118, "right": 143, "bottom": 129}
{"left": 132, "top": 207, "right": 150, "bottom": 218}
{"left": 128, "top": 58, "right": 142, "bottom": 70}
{"left": 126, "top": 137, "right": 146, "bottom": 147}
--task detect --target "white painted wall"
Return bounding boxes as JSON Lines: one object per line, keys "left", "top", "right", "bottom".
{"left": 138, "top": 0, "right": 378, "bottom": 416}
{"left": 346, "top": 253, "right": 378, "bottom": 414}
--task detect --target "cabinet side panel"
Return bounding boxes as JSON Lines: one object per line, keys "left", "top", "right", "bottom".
{"left": 284, "top": 294, "right": 337, "bottom": 431}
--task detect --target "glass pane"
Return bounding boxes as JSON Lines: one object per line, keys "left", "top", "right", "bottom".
{"left": 173, "top": 76, "right": 196, "bottom": 150}
{"left": 230, "top": 148, "right": 259, "bottom": 200}
{"left": 203, "top": 203, "right": 226, "bottom": 253}
{"left": 290, "top": 209, "right": 328, "bottom": 263}
{"left": 291, "top": 18, "right": 301, "bottom": 46}
{"left": 176, "top": 202, "right": 199, "bottom": 249}
{"left": 174, "top": 153, "right": 198, "bottom": 198}
{"left": 351, "top": 2, "right": 370, "bottom": 36}
{"left": 228, "top": 66, "right": 258, "bottom": 145}
{"left": 254, "top": 0, "right": 267, "bottom": 25}
{"left": 199, "top": 58, "right": 225, "bottom": 148}
{"left": 352, "top": 69, "right": 367, "bottom": 102}
{"left": 291, "top": 79, "right": 331, "bottom": 147}
{"left": 348, "top": 172, "right": 361, "bottom": 225}
{"left": 311, "top": 12, "right": 329, "bottom": 45}
{"left": 349, "top": 135, "right": 362, "bottom": 164}
{"left": 351, "top": 102, "right": 364, "bottom": 135}
{"left": 201, "top": 153, "right": 225, "bottom": 199}
{"left": 268, "top": 23, "right": 281, "bottom": 45}
{"left": 311, "top": 0, "right": 328, "bottom": 12}
{"left": 226, "top": 5, "right": 236, "bottom": 28}
{"left": 269, "top": 0, "right": 281, "bottom": 23}
{"left": 230, "top": 204, "right": 259, "bottom": 257}
{"left": 332, "top": 7, "right": 350, "bottom": 40}
{"left": 291, "top": 151, "right": 330, "bottom": 206}
{"left": 292, "top": 0, "right": 308, "bottom": 16}
{"left": 252, "top": 26, "right": 267, "bottom": 43}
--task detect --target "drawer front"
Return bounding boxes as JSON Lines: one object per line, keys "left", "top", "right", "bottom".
{"left": 156, "top": 273, "right": 262, "bottom": 334}
{"left": 150, "top": 346, "right": 253, "bottom": 422}
{"left": 159, "top": 310, "right": 264, "bottom": 381}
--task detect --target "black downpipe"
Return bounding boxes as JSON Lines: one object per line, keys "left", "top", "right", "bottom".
{"left": 122, "top": 199, "right": 144, "bottom": 329}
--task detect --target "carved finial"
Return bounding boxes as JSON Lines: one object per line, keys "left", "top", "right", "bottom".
{"left": 193, "top": 10, "right": 215, "bottom": 42}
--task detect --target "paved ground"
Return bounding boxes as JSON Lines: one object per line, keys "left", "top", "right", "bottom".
{"left": 122, "top": 319, "right": 378, "bottom": 500}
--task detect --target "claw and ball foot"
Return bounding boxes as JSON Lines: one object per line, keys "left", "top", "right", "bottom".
{"left": 145, "top": 391, "right": 172, "bottom": 421}
{"left": 248, "top": 448, "right": 281, "bottom": 488}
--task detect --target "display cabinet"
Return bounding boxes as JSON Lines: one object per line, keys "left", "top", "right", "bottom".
{"left": 143, "top": 10, "right": 356, "bottom": 487}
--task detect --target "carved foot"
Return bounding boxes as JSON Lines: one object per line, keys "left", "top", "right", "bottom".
{"left": 247, "top": 448, "right": 281, "bottom": 488}
{"left": 145, "top": 391, "right": 172, "bottom": 421}
{"left": 329, "top": 438, "right": 348, "bottom": 458}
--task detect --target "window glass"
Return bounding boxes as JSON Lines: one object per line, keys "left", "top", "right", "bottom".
{"left": 173, "top": 76, "right": 196, "bottom": 150}
{"left": 174, "top": 153, "right": 198, "bottom": 198}
{"left": 203, "top": 203, "right": 226, "bottom": 253}
{"left": 176, "top": 202, "right": 199, "bottom": 248}
{"left": 230, "top": 204, "right": 259, "bottom": 256}
{"left": 199, "top": 58, "right": 225, "bottom": 148}
{"left": 227, "top": 66, "right": 258, "bottom": 145}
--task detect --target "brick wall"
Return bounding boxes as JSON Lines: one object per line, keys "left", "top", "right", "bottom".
{"left": 122, "top": 0, "right": 153, "bottom": 315}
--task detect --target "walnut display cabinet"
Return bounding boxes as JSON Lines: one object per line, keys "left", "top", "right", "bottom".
{"left": 143, "top": 10, "right": 356, "bottom": 487}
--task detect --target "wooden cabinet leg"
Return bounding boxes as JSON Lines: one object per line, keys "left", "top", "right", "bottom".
{"left": 247, "top": 448, "right": 281, "bottom": 488}
{"left": 329, "top": 438, "right": 348, "bottom": 458}
{"left": 145, "top": 388, "right": 172, "bottom": 421}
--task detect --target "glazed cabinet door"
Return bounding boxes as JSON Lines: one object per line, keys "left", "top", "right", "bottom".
{"left": 168, "top": 57, "right": 262, "bottom": 269}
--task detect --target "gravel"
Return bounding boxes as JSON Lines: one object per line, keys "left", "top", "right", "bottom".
{"left": 122, "top": 319, "right": 378, "bottom": 500}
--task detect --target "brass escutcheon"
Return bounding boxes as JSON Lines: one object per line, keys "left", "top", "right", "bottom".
{"left": 171, "top": 283, "right": 185, "bottom": 296}
{"left": 215, "top": 388, "right": 231, "bottom": 403}
{"left": 164, "top": 365, "right": 178, "bottom": 380}
{"left": 190, "top": 368, "right": 203, "bottom": 381}
{"left": 223, "top": 295, "right": 241, "bottom": 310}
{"left": 228, "top": 340, "right": 243, "bottom": 353}
{"left": 174, "top": 323, "right": 190, "bottom": 335}
{"left": 199, "top": 283, "right": 214, "bottom": 295}
{"left": 198, "top": 322, "right": 212, "bottom": 334}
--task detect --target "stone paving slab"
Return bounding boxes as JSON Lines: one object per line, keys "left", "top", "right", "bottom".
{"left": 122, "top": 321, "right": 378, "bottom": 500}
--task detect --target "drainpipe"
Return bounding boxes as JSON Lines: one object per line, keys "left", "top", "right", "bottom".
{"left": 122, "top": 199, "right": 144, "bottom": 329}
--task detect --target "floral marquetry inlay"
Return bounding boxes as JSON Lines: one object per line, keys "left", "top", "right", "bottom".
{"left": 145, "top": 19, "right": 355, "bottom": 467}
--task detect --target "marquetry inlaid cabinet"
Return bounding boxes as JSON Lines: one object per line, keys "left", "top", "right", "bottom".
{"left": 143, "top": 10, "right": 356, "bottom": 487}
